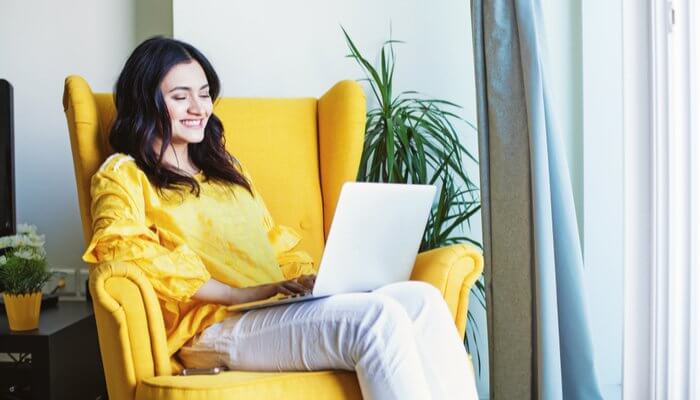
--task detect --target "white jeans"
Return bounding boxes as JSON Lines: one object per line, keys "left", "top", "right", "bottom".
{"left": 178, "top": 281, "right": 478, "bottom": 400}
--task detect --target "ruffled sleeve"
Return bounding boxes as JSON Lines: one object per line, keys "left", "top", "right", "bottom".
{"left": 239, "top": 163, "right": 316, "bottom": 280}
{"left": 82, "top": 166, "right": 211, "bottom": 302}
{"left": 267, "top": 225, "right": 316, "bottom": 279}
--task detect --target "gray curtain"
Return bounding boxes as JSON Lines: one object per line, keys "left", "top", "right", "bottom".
{"left": 471, "top": 1, "right": 604, "bottom": 399}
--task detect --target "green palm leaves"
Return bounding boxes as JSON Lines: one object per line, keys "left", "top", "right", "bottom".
{"left": 343, "top": 28, "right": 485, "bottom": 373}
{"left": 342, "top": 28, "right": 481, "bottom": 251}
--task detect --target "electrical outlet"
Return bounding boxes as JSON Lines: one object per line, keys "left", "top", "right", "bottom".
{"left": 47, "top": 268, "right": 78, "bottom": 297}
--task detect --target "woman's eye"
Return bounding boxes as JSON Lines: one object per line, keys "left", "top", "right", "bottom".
{"left": 173, "top": 96, "right": 186, "bottom": 101}
{"left": 200, "top": 94, "right": 210, "bottom": 98}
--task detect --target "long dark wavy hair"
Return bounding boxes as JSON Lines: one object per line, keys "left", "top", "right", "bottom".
{"left": 109, "top": 36, "right": 252, "bottom": 197}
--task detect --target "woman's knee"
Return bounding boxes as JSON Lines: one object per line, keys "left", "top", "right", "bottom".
{"left": 331, "top": 293, "right": 413, "bottom": 340}
{"left": 404, "top": 281, "right": 444, "bottom": 301}
{"left": 351, "top": 294, "right": 414, "bottom": 356}
{"left": 379, "top": 280, "right": 446, "bottom": 307}
{"left": 367, "top": 293, "right": 413, "bottom": 326}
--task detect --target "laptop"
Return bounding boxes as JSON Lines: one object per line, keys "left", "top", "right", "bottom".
{"left": 226, "top": 181, "right": 436, "bottom": 312}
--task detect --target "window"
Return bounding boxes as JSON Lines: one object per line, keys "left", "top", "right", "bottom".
{"left": 623, "top": 1, "right": 700, "bottom": 398}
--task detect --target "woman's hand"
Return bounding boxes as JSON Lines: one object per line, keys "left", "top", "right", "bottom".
{"left": 254, "top": 274, "right": 316, "bottom": 298}
{"left": 295, "top": 274, "right": 316, "bottom": 291}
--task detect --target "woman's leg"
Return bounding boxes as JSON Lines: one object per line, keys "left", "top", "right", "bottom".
{"left": 178, "top": 292, "right": 432, "bottom": 400}
{"left": 373, "top": 281, "right": 479, "bottom": 400}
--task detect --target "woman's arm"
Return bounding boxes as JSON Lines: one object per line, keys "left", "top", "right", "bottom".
{"left": 192, "top": 275, "right": 316, "bottom": 306}
{"left": 85, "top": 160, "right": 315, "bottom": 306}
{"left": 84, "top": 164, "right": 212, "bottom": 302}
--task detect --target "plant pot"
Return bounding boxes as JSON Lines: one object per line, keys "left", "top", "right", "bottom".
{"left": 3, "top": 292, "right": 42, "bottom": 331}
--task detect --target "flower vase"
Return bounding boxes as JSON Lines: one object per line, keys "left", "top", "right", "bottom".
{"left": 3, "top": 292, "right": 42, "bottom": 331}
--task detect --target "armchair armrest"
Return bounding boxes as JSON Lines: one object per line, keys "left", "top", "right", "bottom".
{"left": 89, "top": 261, "right": 172, "bottom": 400}
{"left": 410, "top": 244, "right": 484, "bottom": 338}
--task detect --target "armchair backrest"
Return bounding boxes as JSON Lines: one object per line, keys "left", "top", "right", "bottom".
{"left": 62, "top": 75, "right": 365, "bottom": 399}
{"left": 63, "top": 75, "right": 366, "bottom": 262}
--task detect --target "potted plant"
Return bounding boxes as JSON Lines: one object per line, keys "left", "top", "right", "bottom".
{"left": 0, "top": 224, "right": 52, "bottom": 331}
{"left": 342, "top": 28, "right": 486, "bottom": 372}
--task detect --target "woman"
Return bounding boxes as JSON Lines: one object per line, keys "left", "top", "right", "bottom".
{"left": 82, "top": 36, "right": 477, "bottom": 400}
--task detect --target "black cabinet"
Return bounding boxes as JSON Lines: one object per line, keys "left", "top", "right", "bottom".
{"left": 0, "top": 301, "right": 107, "bottom": 400}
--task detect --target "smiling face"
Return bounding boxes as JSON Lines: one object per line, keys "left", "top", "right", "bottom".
{"left": 159, "top": 61, "right": 213, "bottom": 145}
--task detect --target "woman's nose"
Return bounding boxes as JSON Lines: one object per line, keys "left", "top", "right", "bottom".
{"left": 188, "top": 98, "right": 206, "bottom": 115}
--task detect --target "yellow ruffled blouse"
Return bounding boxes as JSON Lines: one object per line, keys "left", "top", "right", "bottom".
{"left": 82, "top": 153, "right": 316, "bottom": 369}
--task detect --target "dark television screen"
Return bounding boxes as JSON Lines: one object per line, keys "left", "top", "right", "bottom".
{"left": 0, "top": 79, "right": 15, "bottom": 237}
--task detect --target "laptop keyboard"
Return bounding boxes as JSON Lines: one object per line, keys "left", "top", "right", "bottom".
{"left": 285, "top": 291, "right": 312, "bottom": 300}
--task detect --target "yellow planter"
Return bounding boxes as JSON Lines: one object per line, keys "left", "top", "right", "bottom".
{"left": 3, "top": 292, "right": 42, "bottom": 331}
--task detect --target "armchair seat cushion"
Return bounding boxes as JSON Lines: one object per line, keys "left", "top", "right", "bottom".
{"left": 136, "top": 370, "right": 362, "bottom": 400}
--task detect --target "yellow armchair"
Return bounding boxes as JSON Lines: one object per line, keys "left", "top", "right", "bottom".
{"left": 63, "top": 75, "right": 483, "bottom": 400}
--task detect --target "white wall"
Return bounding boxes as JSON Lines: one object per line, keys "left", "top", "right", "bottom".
{"left": 172, "top": 0, "right": 488, "bottom": 396}
{"left": 0, "top": 0, "right": 171, "bottom": 281}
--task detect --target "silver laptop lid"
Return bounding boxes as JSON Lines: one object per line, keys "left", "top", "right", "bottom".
{"left": 311, "top": 182, "right": 436, "bottom": 297}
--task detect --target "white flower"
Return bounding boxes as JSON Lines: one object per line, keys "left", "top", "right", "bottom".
{"left": 34, "top": 234, "right": 46, "bottom": 246}
{"left": 0, "top": 236, "right": 12, "bottom": 250}
{"left": 34, "top": 247, "right": 46, "bottom": 259}
{"left": 21, "top": 234, "right": 44, "bottom": 249}
{"left": 17, "top": 224, "right": 37, "bottom": 235}
{"left": 0, "top": 223, "right": 47, "bottom": 256}
{"left": 15, "top": 248, "right": 44, "bottom": 261}
{"left": 0, "top": 255, "right": 6, "bottom": 265}
{"left": 16, "top": 236, "right": 29, "bottom": 247}
{"left": 14, "top": 249, "right": 35, "bottom": 260}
